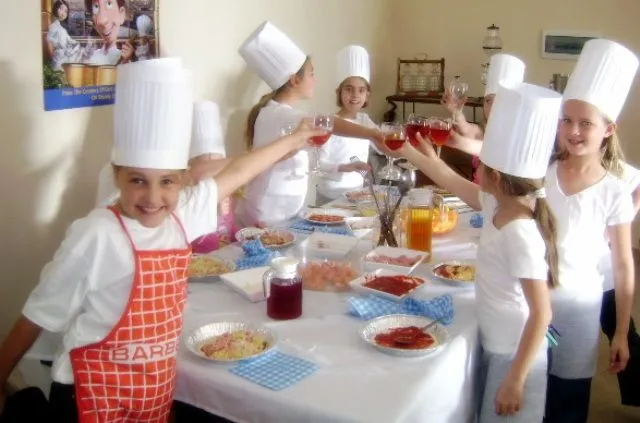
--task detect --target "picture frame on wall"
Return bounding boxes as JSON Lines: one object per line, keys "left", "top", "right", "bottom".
{"left": 541, "top": 30, "right": 601, "bottom": 60}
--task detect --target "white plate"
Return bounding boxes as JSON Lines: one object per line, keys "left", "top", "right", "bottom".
{"left": 349, "top": 268, "right": 426, "bottom": 301}
{"left": 360, "top": 314, "right": 448, "bottom": 358}
{"left": 184, "top": 321, "right": 277, "bottom": 363}
{"left": 431, "top": 261, "right": 476, "bottom": 288}
{"left": 343, "top": 187, "right": 385, "bottom": 203}
{"left": 188, "top": 255, "right": 237, "bottom": 280}
{"left": 363, "top": 246, "right": 429, "bottom": 274}
{"left": 259, "top": 228, "right": 296, "bottom": 249}
{"left": 299, "top": 232, "right": 359, "bottom": 260}
{"left": 301, "top": 208, "right": 356, "bottom": 225}
{"left": 235, "top": 227, "right": 265, "bottom": 243}
{"left": 344, "top": 216, "right": 378, "bottom": 239}
{"left": 220, "top": 266, "right": 269, "bottom": 302}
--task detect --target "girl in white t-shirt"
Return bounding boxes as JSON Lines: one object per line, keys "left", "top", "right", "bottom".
{"left": 0, "top": 59, "right": 323, "bottom": 421}
{"left": 400, "top": 82, "right": 561, "bottom": 422}
{"left": 543, "top": 39, "right": 637, "bottom": 423}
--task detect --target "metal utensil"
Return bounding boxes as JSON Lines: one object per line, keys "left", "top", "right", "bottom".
{"left": 393, "top": 318, "right": 443, "bottom": 345}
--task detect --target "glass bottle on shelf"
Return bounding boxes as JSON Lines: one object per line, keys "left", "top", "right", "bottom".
{"left": 414, "top": 61, "right": 428, "bottom": 94}
{"left": 428, "top": 63, "right": 441, "bottom": 95}
{"left": 400, "top": 63, "right": 415, "bottom": 93}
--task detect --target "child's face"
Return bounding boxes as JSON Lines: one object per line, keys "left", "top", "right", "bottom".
{"left": 90, "top": 0, "right": 125, "bottom": 46}
{"left": 115, "top": 167, "right": 185, "bottom": 228}
{"left": 339, "top": 77, "right": 370, "bottom": 113}
{"left": 558, "top": 99, "right": 614, "bottom": 158}
{"left": 294, "top": 62, "right": 316, "bottom": 100}
{"left": 57, "top": 3, "right": 69, "bottom": 21}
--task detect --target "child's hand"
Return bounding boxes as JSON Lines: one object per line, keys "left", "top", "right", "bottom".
{"left": 413, "top": 133, "right": 438, "bottom": 159}
{"left": 339, "top": 162, "right": 370, "bottom": 173}
{"left": 291, "top": 118, "right": 327, "bottom": 148}
{"left": 609, "top": 332, "right": 630, "bottom": 373}
{"left": 494, "top": 375, "right": 524, "bottom": 416}
{"left": 441, "top": 87, "right": 466, "bottom": 114}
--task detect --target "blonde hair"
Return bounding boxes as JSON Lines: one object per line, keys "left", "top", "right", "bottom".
{"left": 244, "top": 57, "right": 310, "bottom": 149}
{"left": 485, "top": 166, "right": 560, "bottom": 289}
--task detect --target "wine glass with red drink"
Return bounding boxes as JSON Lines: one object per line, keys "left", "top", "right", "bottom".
{"left": 428, "top": 117, "right": 452, "bottom": 157}
{"left": 377, "top": 122, "right": 405, "bottom": 181}
{"left": 309, "top": 114, "right": 334, "bottom": 175}
{"left": 403, "top": 114, "right": 430, "bottom": 171}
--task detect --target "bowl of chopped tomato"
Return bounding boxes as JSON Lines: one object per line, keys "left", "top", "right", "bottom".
{"left": 349, "top": 269, "right": 426, "bottom": 301}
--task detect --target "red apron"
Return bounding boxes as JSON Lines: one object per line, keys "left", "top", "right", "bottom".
{"left": 69, "top": 207, "right": 191, "bottom": 422}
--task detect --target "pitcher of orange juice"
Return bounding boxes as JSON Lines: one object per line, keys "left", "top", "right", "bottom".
{"left": 406, "top": 189, "right": 443, "bottom": 261}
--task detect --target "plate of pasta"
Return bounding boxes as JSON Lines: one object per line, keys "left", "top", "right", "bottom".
{"left": 188, "top": 255, "right": 236, "bottom": 279}
{"left": 185, "top": 321, "right": 277, "bottom": 363}
{"left": 431, "top": 261, "right": 476, "bottom": 287}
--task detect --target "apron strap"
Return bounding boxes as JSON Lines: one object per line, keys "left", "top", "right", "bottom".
{"left": 108, "top": 206, "right": 138, "bottom": 252}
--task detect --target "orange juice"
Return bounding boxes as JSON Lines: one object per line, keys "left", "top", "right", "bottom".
{"left": 407, "top": 206, "right": 433, "bottom": 257}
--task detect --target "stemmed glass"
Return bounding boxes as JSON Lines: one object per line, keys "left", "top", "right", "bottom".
{"left": 377, "top": 122, "right": 405, "bottom": 181}
{"left": 428, "top": 117, "right": 452, "bottom": 157}
{"left": 449, "top": 76, "right": 469, "bottom": 124}
{"left": 402, "top": 114, "right": 430, "bottom": 171}
{"left": 308, "top": 114, "right": 334, "bottom": 175}
{"left": 280, "top": 122, "right": 305, "bottom": 181}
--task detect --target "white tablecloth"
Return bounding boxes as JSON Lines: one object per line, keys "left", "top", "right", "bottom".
{"left": 175, "top": 219, "right": 482, "bottom": 423}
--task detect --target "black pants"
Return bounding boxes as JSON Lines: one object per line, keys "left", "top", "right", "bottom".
{"left": 600, "top": 289, "right": 640, "bottom": 406}
{"left": 544, "top": 374, "right": 592, "bottom": 423}
{"left": 0, "top": 387, "right": 50, "bottom": 423}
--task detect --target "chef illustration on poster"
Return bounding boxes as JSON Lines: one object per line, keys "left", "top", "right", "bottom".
{"left": 41, "top": 0, "right": 159, "bottom": 111}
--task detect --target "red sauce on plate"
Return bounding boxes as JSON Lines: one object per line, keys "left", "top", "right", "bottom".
{"left": 374, "top": 326, "right": 436, "bottom": 349}
{"left": 362, "top": 275, "right": 424, "bottom": 296}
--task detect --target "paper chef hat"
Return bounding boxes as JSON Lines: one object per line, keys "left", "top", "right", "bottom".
{"left": 480, "top": 83, "right": 562, "bottom": 179}
{"left": 191, "top": 101, "right": 225, "bottom": 158}
{"left": 239, "top": 21, "right": 307, "bottom": 90}
{"left": 484, "top": 54, "right": 526, "bottom": 97}
{"left": 562, "top": 39, "right": 638, "bottom": 122}
{"left": 336, "top": 45, "right": 371, "bottom": 85}
{"left": 112, "top": 58, "right": 193, "bottom": 169}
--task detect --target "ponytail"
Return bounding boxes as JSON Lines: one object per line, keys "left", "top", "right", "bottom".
{"left": 245, "top": 91, "right": 277, "bottom": 149}
{"left": 532, "top": 198, "right": 560, "bottom": 289}
{"left": 601, "top": 131, "right": 625, "bottom": 178}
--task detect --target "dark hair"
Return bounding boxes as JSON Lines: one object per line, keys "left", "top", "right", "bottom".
{"left": 336, "top": 77, "right": 371, "bottom": 108}
{"left": 485, "top": 165, "right": 560, "bottom": 289}
{"left": 53, "top": 0, "right": 70, "bottom": 26}
{"left": 84, "top": 0, "right": 126, "bottom": 12}
{"left": 245, "top": 57, "right": 310, "bottom": 149}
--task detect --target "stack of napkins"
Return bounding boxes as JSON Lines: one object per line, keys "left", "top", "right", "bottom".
{"left": 220, "top": 266, "right": 268, "bottom": 302}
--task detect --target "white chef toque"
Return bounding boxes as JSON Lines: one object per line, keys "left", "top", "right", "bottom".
{"left": 480, "top": 82, "right": 562, "bottom": 179}
{"left": 238, "top": 21, "right": 307, "bottom": 90}
{"left": 191, "top": 101, "right": 225, "bottom": 158}
{"left": 484, "top": 54, "right": 526, "bottom": 97}
{"left": 112, "top": 58, "right": 193, "bottom": 169}
{"left": 562, "top": 39, "right": 638, "bottom": 122}
{"left": 336, "top": 45, "right": 371, "bottom": 85}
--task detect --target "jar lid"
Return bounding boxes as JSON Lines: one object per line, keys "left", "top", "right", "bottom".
{"left": 270, "top": 257, "right": 299, "bottom": 276}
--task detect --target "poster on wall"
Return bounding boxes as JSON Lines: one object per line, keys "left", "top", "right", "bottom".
{"left": 41, "top": 0, "right": 160, "bottom": 111}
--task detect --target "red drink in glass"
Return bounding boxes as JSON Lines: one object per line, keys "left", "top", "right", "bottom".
{"left": 405, "top": 124, "right": 429, "bottom": 147}
{"left": 310, "top": 132, "right": 332, "bottom": 147}
{"left": 266, "top": 277, "right": 303, "bottom": 320}
{"left": 384, "top": 135, "right": 405, "bottom": 151}
{"left": 429, "top": 128, "right": 450, "bottom": 146}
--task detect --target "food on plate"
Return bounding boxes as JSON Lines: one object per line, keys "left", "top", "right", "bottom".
{"left": 199, "top": 330, "right": 269, "bottom": 360}
{"left": 299, "top": 261, "right": 359, "bottom": 292}
{"left": 374, "top": 326, "right": 437, "bottom": 350}
{"left": 362, "top": 275, "right": 424, "bottom": 296}
{"left": 367, "top": 254, "right": 422, "bottom": 267}
{"left": 348, "top": 220, "right": 376, "bottom": 230}
{"left": 188, "top": 256, "right": 232, "bottom": 278}
{"left": 345, "top": 190, "right": 386, "bottom": 203}
{"left": 260, "top": 230, "right": 293, "bottom": 247}
{"left": 432, "top": 207, "right": 458, "bottom": 234}
{"left": 307, "top": 213, "right": 345, "bottom": 224}
{"left": 434, "top": 263, "right": 475, "bottom": 282}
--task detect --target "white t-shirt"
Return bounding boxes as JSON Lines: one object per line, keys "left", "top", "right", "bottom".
{"left": 599, "top": 163, "right": 640, "bottom": 291}
{"left": 475, "top": 192, "right": 549, "bottom": 354}
{"left": 545, "top": 162, "right": 635, "bottom": 299}
{"left": 317, "top": 113, "right": 377, "bottom": 200}
{"left": 22, "top": 179, "right": 218, "bottom": 384}
{"left": 88, "top": 44, "right": 122, "bottom": 66}
{"left": 236, "top": 100, "right": 309, "bottom": 226}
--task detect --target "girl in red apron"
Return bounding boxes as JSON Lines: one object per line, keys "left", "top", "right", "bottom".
{"left": 0, "top": 60, "right": 324, "bottom": 422}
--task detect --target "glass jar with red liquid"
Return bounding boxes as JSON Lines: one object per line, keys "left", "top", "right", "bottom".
{"left": 262, "top": 257, "right": 303, "bottom": 320}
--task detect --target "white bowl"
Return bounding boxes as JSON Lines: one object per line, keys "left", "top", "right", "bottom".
{"left": 344, "top": 216, "right": 378, "bottom": 239}
{"left": 235, "top": 227, "right": 265, "bottom": 243}
{"left": 299, "top": 232, "right": 359, "bottom": 260}
{"left": 363, "top": 246, "right": 429, "bottom": 274}
{"left": 349, "top": 268, "right": 426, "bottom": 301}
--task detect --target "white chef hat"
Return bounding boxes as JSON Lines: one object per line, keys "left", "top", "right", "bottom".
{"left": 480, "top": 82, "right": 562, "bottom": 179}
{"left": 238, "top": 21, "right": 307, "bottom": 90}
{"left": 112, "top": 58, "right": 193, "bottom": 169}
{"left": 562, "top": 39, "right": 638, "bottom": 122}
{"left": 336, "top": 45, "right": 371, "bottom": 85}
{"left": 484, "top": 54, "right": 526, "bottom": 97}
{"left": 191, "top": 101, "right": 225, "bottom": 158}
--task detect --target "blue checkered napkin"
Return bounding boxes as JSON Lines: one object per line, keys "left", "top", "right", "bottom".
{"left": 288, "top": 219, "right": 351, "bottom": 236}
{"left": 347, "top": 294, "right": 454, "bottom": 324}
{"left": 229, "top": 351, "right": 319, "bottom": 391}
{"left": 235, "top": 240, "right": 281, "bottom": 271}
{"left": 470, "top": 213, "right": 484, "bottom": 228}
